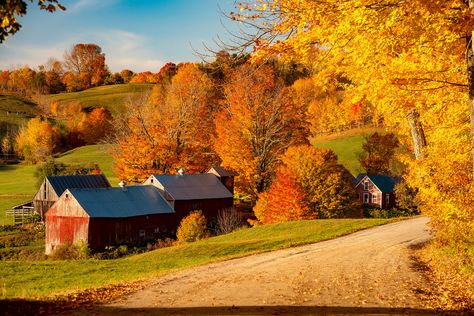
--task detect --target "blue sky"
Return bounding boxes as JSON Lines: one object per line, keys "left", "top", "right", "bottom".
{"left": 0, "top": 0, "right": 239, "bottom": 72}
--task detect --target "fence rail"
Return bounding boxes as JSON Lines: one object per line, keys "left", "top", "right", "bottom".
{"left": 5, "top": 207, "right": 36, "bottom": 225}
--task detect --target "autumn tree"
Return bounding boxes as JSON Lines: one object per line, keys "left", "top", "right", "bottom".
{"left": 77, "top": 107, "right": 112, "bottom": 145}
{"left": 215, "top": 64, "right": 309, "bottom": 200}
{"left": 63, "top": 43, "right": 107, "bottom": 90}
{"left": 113, "top": 64, "right": 217, "bottom": 182}
{"left": 120, "top": 69, "right": 134, "bottom": 83}
{"left": 15, "top": 117, "right": 60, "bottom": 163}
{"left": 359, "top": 132, "right": 399, "bottom": 175}
{"left": 0, "top": 0, "right": 65, "bottom": 43}
{"left": 253, "top": 172, "right": 309, "bottom": 224}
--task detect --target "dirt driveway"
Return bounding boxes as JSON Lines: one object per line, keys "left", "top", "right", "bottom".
{"left": 76, "top": 217, "right": 439, "bottom": 315}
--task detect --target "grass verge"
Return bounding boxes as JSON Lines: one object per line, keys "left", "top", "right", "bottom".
{"left": 0, "top": 218, "right": 391, "bottom": 298}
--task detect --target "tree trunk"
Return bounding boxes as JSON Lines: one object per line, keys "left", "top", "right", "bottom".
{"left": 467, "top": 0, "right": 474, "bottom": 178}
{"left": 406, "top": 110, "right": 426, "bottom": 160}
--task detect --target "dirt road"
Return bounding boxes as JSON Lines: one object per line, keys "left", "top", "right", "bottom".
{"left": 77, "top": 217, "right": 439, "bottom": 315}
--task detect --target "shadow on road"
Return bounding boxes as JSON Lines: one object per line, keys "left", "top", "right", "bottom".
{"left": 0, "top": 299, "right": 462, "bottom": 316}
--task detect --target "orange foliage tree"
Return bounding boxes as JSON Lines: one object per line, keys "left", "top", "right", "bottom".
{"left": 215, "top": 64, "right": 309, "bottom": 200}
{"left": 113, "top": 63, "right": 217, "bottom": 182}
{"left": 15, "top": 117, "right": 60, "bottom": 163}
{"left": 254, "top": 145, "right": 359, "bottom": 223}
{"left": 253, "top": 172, "right": 309, "bottom": 224}
{"left": 77, "top": 107, "right": 112, "bottom": 145}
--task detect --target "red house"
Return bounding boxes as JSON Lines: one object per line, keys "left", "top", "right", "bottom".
{"left": 355, "top": 174, "right": 399, "bottom": 209}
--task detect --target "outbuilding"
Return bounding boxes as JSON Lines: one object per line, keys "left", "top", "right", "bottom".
{"left": 34, "top": 174, "right": 111, "bottom": 219}
{"left": 144, "top": 168, "right": 234, "bottom": 227}
{"left": 45, "top": 185, "right": 175, "bottom": 254}
{"left": 355, "top": 174, "right": 399, "bottom": 209}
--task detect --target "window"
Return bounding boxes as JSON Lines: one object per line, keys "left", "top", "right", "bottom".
{"left": 139, "top": 230, "right": 146, "bottom": 238}
{"left": 150, "top": 178, "right": 154, "bottom": 183}
{"left": 372, "top": 194, "right": 377, "bottom": 203}
{"left": 364, "top": 181, "right": 369, "bottom": 190}
{"left": 385, "top": 194, "right": 390, "bottom": 205}
{"left": 363, "top": 193, "right": 369, "bottom": 203}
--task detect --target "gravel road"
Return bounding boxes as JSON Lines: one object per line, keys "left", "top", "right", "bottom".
{"left": 76, "top": 217, "right": 439, "bottom": 315}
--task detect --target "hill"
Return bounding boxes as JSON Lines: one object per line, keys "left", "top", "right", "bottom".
{"left": 0, "top": 145, "right": 115, "bottom": 225}
{"left": 311, "top": 127, "right": 385, "bottom": 176}
{"left": 50, "top": 83, "right": 154, "bottom": 114}
{"left": 0, "top": 93, "right": 40, "bottom": 139}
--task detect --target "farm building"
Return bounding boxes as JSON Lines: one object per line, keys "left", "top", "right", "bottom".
{"left": 207, "top": 166, "right": 238, "bottom": 195}
{"left": 34, "top": 174, "right": 111, "bottom": 219}
{"left": 45, "top": 185, "right": 175, "bottom": 254}
{"left": 144, "top": 168, "right": 234, "bottom": 227}
{"left": 355, "top": 174, "right": 399, "bottom": 209}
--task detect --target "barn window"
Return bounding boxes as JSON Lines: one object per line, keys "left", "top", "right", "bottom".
{"left": 385, "top": 194, "right": 390, "bottom": 205}
{"left": 44, "top": 181, "right": 47, "bottom": 199}
{"left": 139, "top": 230, "right": 145, "bottom": 238}
{"left": 150, "top": 178, "right": 154, "bottom": 183}
{"left": 154, "top": 227, "right": 160, "bottom": 233}
{"left": 372, "top": 194, "right": 377, "bottom": 203}
{"left": 363, "top": 193, "right": 369, "bottom": 203}
{"left": 364, "top": 181, "right": 369, "bottom": 190}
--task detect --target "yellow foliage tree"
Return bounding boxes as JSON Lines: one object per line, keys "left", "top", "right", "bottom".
{"left": 15, "top": 117, "right": 60, "bottom": 163}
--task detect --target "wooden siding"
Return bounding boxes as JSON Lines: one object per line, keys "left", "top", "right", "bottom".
{"left": 45, "top": 194, "right": 89, "bottom": 255}
{"left": 34, "top": 178, "right": 59, "bottom": 220}
{"left": 173, "top": 198, "right": 234, "bottom": 228}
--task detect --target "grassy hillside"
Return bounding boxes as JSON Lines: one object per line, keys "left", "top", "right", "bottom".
{"left": 50, "top": 83, "right": 154, "bottom": 114}
{"left": 0, "top": 218, "right": 392, "bottom": 298}
{"left": 312, "top": 127, "right": 385, "bottom": 175}
{"left": 0, "top": 93, "right": 40, "bottom": 139}
{"left": 0, "top": 145, "right": 116, "bottom": 225}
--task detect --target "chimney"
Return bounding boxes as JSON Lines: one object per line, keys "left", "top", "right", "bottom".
{"left": 178, "top": 168, "right": 184, "bottom": 176}
{"left": 118, "top": 180, "right": 126, "bottom": 189}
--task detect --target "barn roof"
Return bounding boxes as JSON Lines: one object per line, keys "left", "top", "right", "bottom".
{"left": 356, "top": 174, "right": 400, "bottom": 193}
{"left": 67, "top": 185, "right": 174, "bottom": 218}
{"left": 47, "top": 174, "right": 111, "bottom": 196}
{"left": 151, "top": 173, "right": 233, "bottom": 200}
{"left": 207, "top": 166, "right": 238, "bottom": 177}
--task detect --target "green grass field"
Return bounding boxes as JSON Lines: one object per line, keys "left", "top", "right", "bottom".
{"left": 50, "top": 83, "right": 154, "bottom": 114}
{"left": 312, "top": 127, "right": 385, "bottom": 175}
{"left": 0, "top": 218, "right": 391, "bottom": 298}
{"left": 0, "top": 145, "right": 116, "bottom": 225}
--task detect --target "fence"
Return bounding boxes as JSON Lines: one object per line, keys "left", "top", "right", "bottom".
{"left": 5, "top": 207, "right": 36, "bottom": 225}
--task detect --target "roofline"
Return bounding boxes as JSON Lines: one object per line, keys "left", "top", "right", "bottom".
{"left": 356, "top": 175, "right": 382, "bottom": 193}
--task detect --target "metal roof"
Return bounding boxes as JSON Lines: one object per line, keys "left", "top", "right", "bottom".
{"left": 151, "top": 173, "right": 233, "bottom": 200}
{"left": 207, "top": 166, "right": 238, "bottom": 177}
{"left": 67, "top": 185, "right": 174, "bottom": 218}
{"left": 356, "top": 174, "right": 400, "bottom": 193}
{"left": 47, "top": 174, "right": 111, "bottom": 196}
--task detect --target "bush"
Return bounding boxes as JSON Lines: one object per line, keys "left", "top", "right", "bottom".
{"left": 177, "top": 210, "right": 208, "bottom": 243}
{"left": 364, "top": 207, "right": 410, "bottom": 219}
{"left": 50, "top": 241, "right": 90, "bottom": 260}
{"left": 217, "top": 207, "right": 243, "bottom": 235}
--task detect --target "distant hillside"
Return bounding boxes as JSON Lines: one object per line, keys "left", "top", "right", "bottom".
{"left": 312, "top": 127, "right": 385, "bottom": 176}
{"left": 0, "top": 93, "right": 40, "bottom": 139}
{"left": 50, "top": 83, "right": 154, "bottom": 114}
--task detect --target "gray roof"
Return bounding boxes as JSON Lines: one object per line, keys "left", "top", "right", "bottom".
{"left": 47, "top": 174, "right": 111, "bottom": 196}
{"left": 67, "top": 185, "right": 174, "bottom": 218}
{"left": 151, "top": 173, "right": 233, "bottom": 200}
{"left": 357, "top": 174, "right": 400, "bottom": 193}
{"left": 207, "top": 166, "right": 238, "bottom": 177}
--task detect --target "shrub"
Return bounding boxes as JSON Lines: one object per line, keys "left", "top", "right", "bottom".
{"left": 394, "top": 181, "right": 419, "bottom": 215}
{"left": 177, "top": 210, "right": 208, "bottom": 243}
{"left": 50, "top": 241, "right": 90, "bottom": 260}
{"left": 217, "top": 207, "right": 243, "bottom": 235}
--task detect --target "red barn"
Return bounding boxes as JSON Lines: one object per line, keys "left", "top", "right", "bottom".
{"left": 144, "top": 168, "right": 234, "bottom": 227}
{"left": 45, "top": 185, "right": 175, "bottom": 254}
{"left": 355, "top": 174, "right": 399, "bottom": 209}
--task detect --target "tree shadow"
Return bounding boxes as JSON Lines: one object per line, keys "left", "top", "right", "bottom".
{"left": 0, "top": 299, "right": 464, "bottom": 316}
